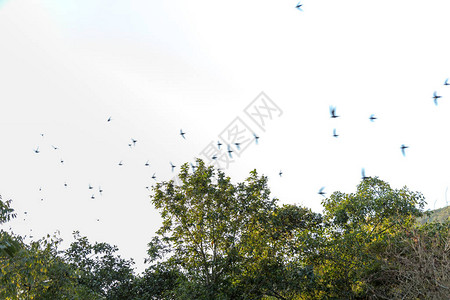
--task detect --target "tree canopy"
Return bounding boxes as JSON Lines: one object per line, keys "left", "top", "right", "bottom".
{"left": 1, "top": 160, "right": 448, "bottom": 299}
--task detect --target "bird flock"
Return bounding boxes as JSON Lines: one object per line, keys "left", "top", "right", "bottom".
{"left": 317, "top": 78, "right": 449, "bottom": 197}
{"left": 17, "top": 2, "right": 450, "bottom": 230}
{"left": 28, "top": 120, "right": 262, "bottom": 224}
{"left": 27, "top": 76, "right": 449, "bottom": 223}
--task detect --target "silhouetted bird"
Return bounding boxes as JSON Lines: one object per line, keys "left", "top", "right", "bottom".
{"left": 333, "top": 128, "right": 338, "bottom": 138}
{"left": 145, "top": 160, "right": 150, "bottom": 167}
{"left": 330, "top": 106, "right": 339, "bottom": 118}
{"left": 444, "top": 78, "right": 449, "bottom": 86}
{"left": 40, "top": 133, "right": 44, "bottom": 137}
{"left": 369, "top": 114, "right": 377, "bottom": 122}
{"left": 180, "top": 129, "right": 186, "bottom": 139}
{"left": 52, "top": 145, "right": 58, "bottom": 150}
{"left": 118, "top": 160, "right": 123, "bottom": 166}
{"left": 217, "top": 141, "right": 222, "bottom": 149}
{"left": 227, "top": 145, "right": 233, "bottom": 158}
{"left": 34, "top": 147, "right": 40, "bottom": 153}
{"left": 89, "top": 184, "right": 93, "bottom": 190}
{"left": 152, "top": 173, "right": 156, "bottom": 180}
{"left": 99, "top": 187, "right": 103, "bottom": 195}
{"left": 131, "top": 138, "right": 137, "bottom": 146}
{"left": 318, "top": 187, "right": 326, "bottom": 197}
{"left": 190, "top": 162, "right": 197, "bottom": 172}
{"left": 64, "top": 182, "right": 67, "bottom": 187}
{"left": 279, "top": 170, "right": 283, "bottom": 177}
{"left": 254, "top": 133, "right": 259, "bottom": 144}
{"left": 170, "top": 162, "right": 176, "bottom": 172}
{"left": 60, "top": 159, "right": 64, "bottom": 164}
{"left": 234, "top": 142, "right": 241, "bottom": 150}
{"left": 401, "top": 144, "right": 409, "bottom": 157}
{"left": 212, "top": 154, "right": 218, "bottom": 160}
{"left": 433, "top": 91, "right": 442, "bottom": 106}
{"left": 361, "top": 168, "right": 369, "bottom": 180}
{"left": 296, "top": 2, "right": 303, "bottom": 11}
{"left": 107, "top": 116, "right": 111, "bottom": 122}
{"left": 91, "top": 194, "right": 95, "bottom": 199}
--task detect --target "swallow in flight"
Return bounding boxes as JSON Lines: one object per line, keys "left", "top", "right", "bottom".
{"left": 330, "top": 106, "right": 339, "bottom": 118}
{"left": 401, "top": 144, "right": 408, "bottom": 157}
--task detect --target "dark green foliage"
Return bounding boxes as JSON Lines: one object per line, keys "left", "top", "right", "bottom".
{"left": 1, "top": 164, "right": 447, "bottom": 299}
{"left": 149, "top": 159, "right": 320, "bottom": 299}
{"left": 64, "top": 231, "right": 136, "bottom": 299}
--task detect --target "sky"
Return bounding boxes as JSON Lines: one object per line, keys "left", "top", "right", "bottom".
{"left": 1, "top": 0, "right": 450, "bottom": 273}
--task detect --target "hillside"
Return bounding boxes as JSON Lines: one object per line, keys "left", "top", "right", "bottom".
{"left": 418, "top": 205, "right": 450, "bottom": 224}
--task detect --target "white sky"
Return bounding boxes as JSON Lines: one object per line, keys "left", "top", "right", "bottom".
{"left": 1, "top": 0, "right": 450, "bottom": 273}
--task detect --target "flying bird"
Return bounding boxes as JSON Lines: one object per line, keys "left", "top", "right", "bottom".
{"left": 107, "top": 116, "right": 112, "bottom": 122}
{"left": 180, "top": 129, "right": 186, "bottom": 139}
{"left": 51, "top": 145, "right": 58, "bottom": 150}
{"left": 318, "top": 187, "right": 326, "bottom": 197}
{"left": 333, "top": 128, "right": 339, "bottom": 138}
{"left": 330, "top": 106, "right": 339, "bottom": 118}
{"left": 89, "top": 184, "right": 93, "bottom": 190}
{"left": 361, "top": 168, "right": 369, "bottom": 180}
{"left": 170, "top": 161, "right": 176, "bottom": 172}
{"left": 234, "top": 142, "right": 241, "bottom": 150}
{"left": 91, "top": 194, "right": 95, "bottom": 199}
{"left": 145, "top": 160, "right": 150, "bottom": 167}
{"left": 190, "top": 162, "right": 197, "bottom": 172}
{"left": 217, "top": 141, "right": 222, "bottom": 149}
{"left": 279, "top": 170, "right": 283, "bottom": 177}
{"left": 369, "top": 114, "right": 377, "bottom": 122}
{"left": 99, "top": 187, "right": 103, "bottom": 195}
{"left": 444, "top": 78, "right": 449, "bottom": 86}
{"left": 296, "top": 2, "right": 303, "bottom": 11}
{"left": 34, "top": 147, "right": 40, "bottom": 153}
{"left": 131, "top": 138, "right": 137, "bottom": 146}
{"left": 212, "top": 154, "right": 218, "bottom": 160}
{"left": 118, "top": 160, "right": 123, "bottom": 166}
{"left": 433, "top": 91, "right": 442, "bottom": 105}
{"left": 64, "top": 182, "right": 67, "bottom": 187}
{"left": 152, "top": 173, "right": 156, "bottom": 180}
{"left": 400, "top": 144, "right": 408, "bottom": 157}
{"left": 227, "top": 145, "right": 233, "bottom": 158}
{"left": 254, "top": 133, "right": 259, "bottom": 144}
{"left": 60, "top": 159, "right": 64, "bottom": 164}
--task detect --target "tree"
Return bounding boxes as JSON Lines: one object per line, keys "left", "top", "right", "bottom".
{"left": 149, "top": 159, "right": 321, "bottom": 299}
{"left": 307, "top": 177, "right": 426, "bottom": 299}
{"left": 0, "top": 196, "right": 19, "bottom": 259}
{"left": 369, "top": 220, "right": 450, "bottom": 299}
{"left": 64, "top": 231, "right": 136, "bottom": 299}
{"left": 0, "top": 233, "right": 96, "bottom": 299}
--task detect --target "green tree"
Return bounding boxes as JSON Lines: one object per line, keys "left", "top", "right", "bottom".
{"left": 0, "top": 196, "right": 19, "bottom": 259}
{"left": 0, "top": 233, "right": 96, "bottom": 300}
{"left": 307, "top": 177, "right": 425, "bottom": 299}
{"left": 149, "top": 159, "right": 321, "bottom": 299}
{"left": 64, "top": 231, "right": 136, "bottom": 299}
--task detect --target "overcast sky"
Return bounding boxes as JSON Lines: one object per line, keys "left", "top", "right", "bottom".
{"left": 1, "top": 0, "right": 450, "bottom": 273}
